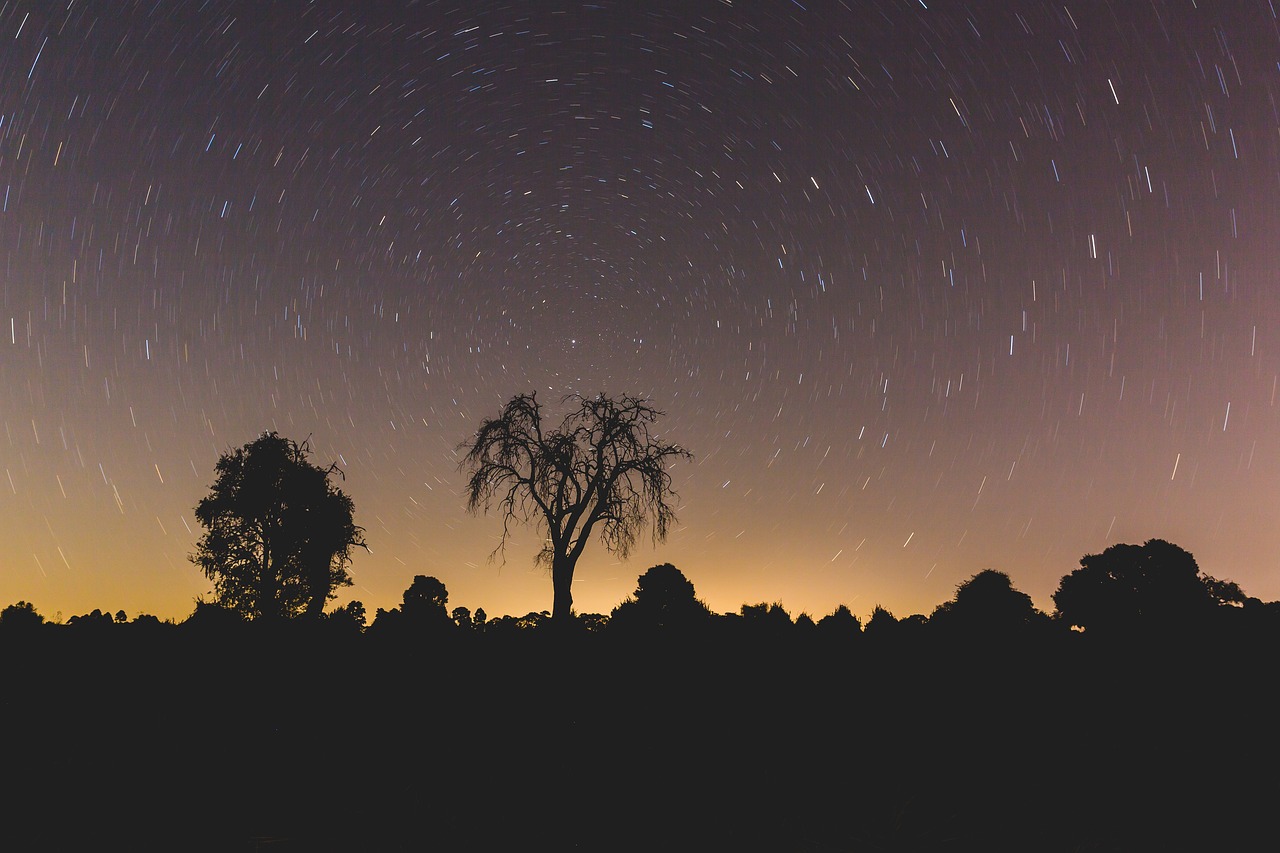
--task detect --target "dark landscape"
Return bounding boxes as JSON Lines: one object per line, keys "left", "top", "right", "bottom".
{"left": 5, "top": 547, "right": 1278, "bottom": 852}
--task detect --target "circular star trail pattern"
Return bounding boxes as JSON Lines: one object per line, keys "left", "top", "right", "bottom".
{"left": 3, "top": 0, "right": 1279, "bottom": 621}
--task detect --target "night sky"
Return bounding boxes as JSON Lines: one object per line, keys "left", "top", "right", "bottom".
{"left": 3, "top": 0, "right": 1279, "bottom": 623}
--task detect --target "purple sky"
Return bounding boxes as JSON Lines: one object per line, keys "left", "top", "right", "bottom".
{"left": 3, "top": 0, "right": 1279, "bottom": 622}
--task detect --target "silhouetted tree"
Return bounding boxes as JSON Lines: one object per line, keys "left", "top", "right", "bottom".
{"left": 577, "top": 613, "right": 610, "bottom": 633}
{"left": 1052, "top": 539, "right": 1242, "bottom": 633}
{"left": 0, "top": 600, "right": 45, "bottom": 630}
{"left": 402, "top": 575, "right": 454, "bottom": 635}
{"left": 483, "top": 611, "right": 550, "bottom": 639}
{"left": 739, "top": 602, "right": 794, "bottom": 639}
{"left": 67, "top": 608, "right": 115, "bottom": 630}
{"left": 864, "top": 605, "right": 899, "bottom": 640}
{"left": 369, "top": 576, "right": 453, "bottom": 638}
{"left": 183, "top": 598, "right": 245, "bottom": 631}
{"left": 368, "top": 606, "right": 402, "bottom": 635}
{"left": 452, "top": 606, "right": 473, "bottom": 631}
{"left": 327, "top": 600, "right": 367, "bottom": 633}
{"left": 402, "top": 575, "right": 450, "bottom": 621}
{"left": 816, "top": 604, "right": 862, "bottom": 643}
{"left": 459, "top": 392, "right": 692, "bottom": 621}
{"left": 191, "top": 432, "right": 366, "bottom": 621}
{"left": 610, "top": 563, "right": 712, "bottom": 632}
{"left": 931, "top": 569, "right": 1046, "bottom": 637}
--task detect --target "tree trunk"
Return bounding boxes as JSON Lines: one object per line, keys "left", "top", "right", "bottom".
{"left": 552, "top": 555, "right": 575, "bottom": 622}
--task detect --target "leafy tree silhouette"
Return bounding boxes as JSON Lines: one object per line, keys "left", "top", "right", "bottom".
{"left": 327, "top": 600, "right": 367, "bottom": 633}
{"left": 459, "top": 392, "right": 692, "bottom": 621}
{"left": 451, "top": 606, "right": 473, "bottom": 631}
{"left": 864, "top": 605, "right": 899, "bottom": 640}
{"left": 183, "top": 597, "right": 245, "bottom": 630}
{"left": 191, "top": 432, "right": 366, "bottom": 621}
{"left": 1052, "top": 539, "right": 1244, "bottom": 633}
{"left": 402, "top": 575, "right": 453, "bottom": 633}
{"left": 738, "top": 602, "right": 794, "bottom": 641}
{"left": 66, "top": 608, "right": 115, "bottom": 630}
{"left": 930, "top": 569, "right": 1046, "bottom": 637}
{"left": 0, "top": 600, "right": 45, "bottom": 630}
{"left": 816, "top": 604, "right": 862, "bottom": 643}
{"left": 369, "top": 576, "right": 454, "bottom": 638}
{"left": 610, "top": 563, "right": 712, "bottom": 632}
{"left": 402, "top": 574, "right": 449, "bottom": 618}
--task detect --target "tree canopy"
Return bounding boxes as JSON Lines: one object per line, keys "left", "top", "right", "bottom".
{"left": 931, "top": 569, "right": 1045, "bottom": 636}
{"left": 1051, "top": 538, "right": 1244, "bottom": 633}
{"left": 459, "top": 392, "right": 692, "bottom": 620}
{"left": 610, "top": 563, "right": 711, "bottom": 631}
{"left": 192, "top": 432, "right": 366, "bottom": 621}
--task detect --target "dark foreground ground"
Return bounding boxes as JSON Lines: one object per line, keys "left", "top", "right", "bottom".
{"left": 3, "top": 626, "right": 1276, "bottom": 851}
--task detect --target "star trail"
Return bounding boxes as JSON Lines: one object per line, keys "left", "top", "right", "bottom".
{"left": 3, "top": 0, "right": 1279, "bottom": 622}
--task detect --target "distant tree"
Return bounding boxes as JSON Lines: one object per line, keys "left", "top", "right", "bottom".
{"left": 114, "top": 610, "right": 128, "bottom": 624}
{"left": 191, "top": 432, "right": 366, "bottom": 621}
{"left": 452, "top": 606, "right": 474, "bottom": 632}
{"left": 129, "top": 613, "right": 166, "bottom": 630}
{"left": 817, "top": 605, "right": 862, "bottom": 642}
{"left": 368, "top": 606, "right": 402, "bottom": 635}
{"left": 482, "top": 611, "right": 549, "bottom": 638}
{"left": 369, "top": 576, "right": 453, "bottom": 639}
{"left": 402, "top": 575, "right": 449, "bottom": 620}
{"left": 183, "top": 598, "right": 245, "bottom": 630}
{"left": 459, "top": 392, "right": 692, "bottom": 621}
{"left": 577, "top": 613, "right": 610, "bottom": 633}
{"left": 931, "top": 570, "right": 1046, "bottom": 636}
{"left": 327, "top": 600, "right": 367, "bottom": 633}
{"left": 402, "top": 576, "right": 454, "bottom": 636}
{"left": 0, "top": 601, "right": 45, "bottom": 630}
{"left": 609, "top": 563, "right": 712, "bottom": 632}
{"left": 864, "top": 605, "right": 899, "bottom": 640}
{"left": 67, "top": 609, "right": 114, "bottom": 629}
{"left": 740, "top": 602, "right": 794, "bottom": 635}
{"left": 1052, "top": 539, "right": 1242, "bottom": 633}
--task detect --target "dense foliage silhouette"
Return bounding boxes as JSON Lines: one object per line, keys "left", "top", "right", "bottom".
{"left": 608, "top": 563, "right": 712, "bottom": 633}
{"left": 459, "top": 392, "right": 692, "bottom": 620}
{"left": 6, "top": 542, "right": 1279, "bottom": 851}
{"left": 1052, "top": 538, "right": 1246, "bottom": 633}
{"left": 930, "top": 569, "right": 1049, "bottom": 639}
{"left": 192, "top": 432, "right": 366, "bottom": 620}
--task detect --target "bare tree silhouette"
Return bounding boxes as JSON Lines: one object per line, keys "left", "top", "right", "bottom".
{"left": 459, "top": 392, "right": 692, "bottom": 621}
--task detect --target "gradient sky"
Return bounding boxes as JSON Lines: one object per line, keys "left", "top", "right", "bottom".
{"left": 3, "top": 0, "right": 1279, "bottom": 623}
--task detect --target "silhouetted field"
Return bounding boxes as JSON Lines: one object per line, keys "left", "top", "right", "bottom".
{"left": 4, "top": 622, "right": 1276, "bottom": 852}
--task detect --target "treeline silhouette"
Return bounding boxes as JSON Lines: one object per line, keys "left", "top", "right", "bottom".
{"left": 4, "top": 542, "right": 1279, "bottom": 851}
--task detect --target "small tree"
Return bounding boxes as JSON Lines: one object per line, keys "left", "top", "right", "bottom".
{"left": 610, "top": 563, "right": 711, "bottom": 631}
{"left": 931, "top": 569, "right": 1045, "bottom": 636}
{"left": 459, "top": 392, "right": 692, "bottom": 621}
{"left": 0, "top": 601, "right": 46, "bottom": 630}
{"left": 192, "top": 432, "right": 366, "bottom": 621}
{"left": 816, "top": 605, "right": 862, "bottom": 643}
